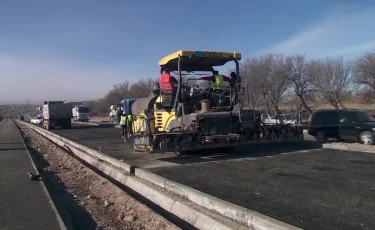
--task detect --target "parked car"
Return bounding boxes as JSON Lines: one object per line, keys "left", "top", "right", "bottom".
{"left": 264, "top": 113, "right": 297, "bottom": 125}
{"left": 308, "top": 109, "right": 375, "bottom": 144}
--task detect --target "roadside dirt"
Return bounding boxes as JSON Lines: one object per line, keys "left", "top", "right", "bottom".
{"left": 330, "top": 141, "right": 375, "bottom": 148}
{"left": 19, "top": 124, "right": 177, "bottom": 230}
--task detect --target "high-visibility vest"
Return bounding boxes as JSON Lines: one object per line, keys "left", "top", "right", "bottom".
{"left": 120, "top": 116, "right": 127, "bottom": 125}
{"left": 213, "top": 74, "right": 224, "bottom": 90}
{"left": 127, "top": 115, "right": 132, "bottom": 122}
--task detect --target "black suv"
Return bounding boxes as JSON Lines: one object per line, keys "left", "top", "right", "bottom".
{"left": 308, "top": 109, "right": 375, "bottom": 144}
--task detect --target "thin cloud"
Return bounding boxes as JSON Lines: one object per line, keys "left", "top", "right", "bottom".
{"left": 322, "top": 40, "right": 375, "bottom": 57}
{"left": 258, "top": 6, "right": 375, "bottom": 59}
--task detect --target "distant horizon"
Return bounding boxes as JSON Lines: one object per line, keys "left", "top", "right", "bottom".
{"left": 0, "top": 98, "right": 101, "bottom": 106}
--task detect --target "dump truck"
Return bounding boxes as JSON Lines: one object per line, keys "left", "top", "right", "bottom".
{"left": 42, "top": 101, "right": 72, "bottom": 130}
{"left": 130, "top": 50, "right": 303, "bottom": 155}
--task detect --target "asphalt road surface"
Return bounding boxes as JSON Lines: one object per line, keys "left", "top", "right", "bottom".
{"left": 150, "top": 148, "right": 375, "bottom": 230}
{"left": 46, "top": 122, "right": 320, "bottom": 169}
{"left": 0, "top": 119, "right": 62, "bottom": 230}
{"left": 32, "top": 122, "right": 375, "bottom": 230}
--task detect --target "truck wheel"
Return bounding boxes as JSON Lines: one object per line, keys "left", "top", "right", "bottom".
{"left": 359, "top": 131, "right": 374, "bottom": 145}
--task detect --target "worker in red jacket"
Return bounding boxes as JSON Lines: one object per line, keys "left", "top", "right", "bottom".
{"left": 160, "top": 69, "right": 178, "bottom": 91}
{"left": 200, "top": 70, "right": 232, "bottom": 91}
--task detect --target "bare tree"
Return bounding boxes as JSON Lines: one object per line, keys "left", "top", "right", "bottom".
{"left": 242, "top": 54, "right": 290, "bottom": 117}
{"left": 87, "top": 78, "right": 158, "bottom": 116}
{"left": 267, "top": 54, "right": 291, "bottom": 115}
{"left": 307, "top": 57, "right": 353, "bottom": 109}
{"left": 242, "top": 55, "right": 273, "bottom": 117}
{"left": 287, "top": 55, "right": 313, "bottom": 115}
{"left": 129, "top": 78, "right": 157, "bottom": 98}
{"left": 353, "top": 52, "right": 375, "bottom": 90}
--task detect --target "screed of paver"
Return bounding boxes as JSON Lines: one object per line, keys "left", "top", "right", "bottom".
{"left": 149, "top": 149, "right": 375, "bottom": 230}
{"left": 18, "top": 124, "right": 177, "bottom": 230}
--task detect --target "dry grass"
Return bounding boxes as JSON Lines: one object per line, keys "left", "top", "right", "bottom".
{"left": 279, "top": 103, "right": 375, "bottom": 113}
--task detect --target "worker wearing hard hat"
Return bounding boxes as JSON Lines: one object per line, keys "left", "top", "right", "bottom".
{"left": 120, "top": 112, "right": 133, "bottom": 139}
{"left": 120, "top": 112, "right": 128, "bottom": 139}
{"left": 126, "top": 113, "right": 133, "bottom": 135}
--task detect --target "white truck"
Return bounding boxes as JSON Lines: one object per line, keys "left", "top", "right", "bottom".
{"left": 42, "top": 101, "right": 72, "bottom": 130}
{"left": 72, "top": 106, "right": 90, "bottom": 122}
{"left": 109, "top": 104, "right": 121, "bottom": 124}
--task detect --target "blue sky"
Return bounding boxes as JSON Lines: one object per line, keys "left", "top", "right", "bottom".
{"left": 1, "top": 0, "right": 375, "bottom": 104}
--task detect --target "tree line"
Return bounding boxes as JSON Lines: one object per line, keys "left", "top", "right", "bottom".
{"left": 87, "top": 52, "right": 375, "bottom": 117}
{"left": 86, "top": 78, "right": 157, "bottom": 116}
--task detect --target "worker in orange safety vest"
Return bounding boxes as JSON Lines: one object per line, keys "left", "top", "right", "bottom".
{"left": 159, "top": 69, "right": 178, "bottom": 91}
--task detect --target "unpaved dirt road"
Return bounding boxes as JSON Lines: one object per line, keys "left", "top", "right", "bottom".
{"left": 18, "top": 124, "right": 177, "bottom": 230}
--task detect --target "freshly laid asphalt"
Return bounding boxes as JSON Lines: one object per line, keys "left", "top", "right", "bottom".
{"left": 32, "top": 122, "right": 375, "bottom": 230}
{"left": 47, "top": 122, "right": 319, "bottom": 169}
{"left": 0, "top": 119, "right": 62, "bottom": 230}
{"left": 150, "top": 148, "right": 375, "bottom": 230}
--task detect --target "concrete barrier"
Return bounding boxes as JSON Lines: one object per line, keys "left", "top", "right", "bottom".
{"left": 15, "top": 121, "right": 239, "bottom": 230}
{"left": 19, "top": 121, "right": 134, "bottom": 174}
{"left": 135, "top": 168, "right": 301, "bottom": 230}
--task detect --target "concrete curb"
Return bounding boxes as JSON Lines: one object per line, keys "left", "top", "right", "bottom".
{"left": 323, "top": 143, "right": 375, "bottom": 153}
{"left": 135, "top": 168, "right": 301, "bottom": 230}
{"left": 16, "top": 121, "right": 236, "bottom": 230}
{"left": 14, "top": 120, "right": 69, "bottom": 230}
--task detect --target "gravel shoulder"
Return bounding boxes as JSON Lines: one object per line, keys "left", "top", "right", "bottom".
{"left": 19, "top": 124, "right": 177, "bottom": 230}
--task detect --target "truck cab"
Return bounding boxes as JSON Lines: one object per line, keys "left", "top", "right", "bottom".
{"left": 72, "top": 106, "right": 90, "bottom": 122}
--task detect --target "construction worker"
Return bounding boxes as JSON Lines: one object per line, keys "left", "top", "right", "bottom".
{"left": 200, "top": 70, "right": 231, "bottom": 92}
{"left": 120, "top": 112, "right": 127, "bottom": 139}
{"left": 126, "top": 113, "right": 133, "bottom": 135}
{"left": 116, "top": 107, "right": 122, "bottom": 125}
{"left": 160, "top": 69, "right": 178, "bottom": 92}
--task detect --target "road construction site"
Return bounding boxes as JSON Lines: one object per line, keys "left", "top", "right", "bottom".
{"left": 18, "top": 120, "right": 375, "bottom": 230}
{"left": 6, "top": 50, "right": 375, "bottom": 230}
